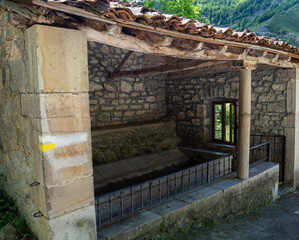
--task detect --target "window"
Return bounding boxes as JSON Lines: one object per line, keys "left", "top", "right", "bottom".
{"left": 212, "top": 101, "right": 236, "bottom": 145}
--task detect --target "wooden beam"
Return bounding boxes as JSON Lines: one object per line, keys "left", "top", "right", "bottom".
{"left": 108, "top": 50, "right": 134, "bottom": 81}
{"left": 109, "top": 60, "right": 218, "bottom": 81}
{"left": 166, "top": 61, "right": 233, "bottom": 80}
{"left": 0, "top": 0, "right": 38, "bottom": 21}
{"left": 81, "top": 27, "right": 298, "bottom": 68}
{"left": 31, "top": 0, "right": 299, "bottom": 61}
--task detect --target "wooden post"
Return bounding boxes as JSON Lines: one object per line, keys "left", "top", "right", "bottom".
{"left": 237, "top": 68, "right": 252, "bottom": 180}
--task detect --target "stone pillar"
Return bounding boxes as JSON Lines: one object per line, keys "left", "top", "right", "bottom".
{"left": 21, "top": 25, "right": 96, "bottom": 240}
{"left": 237, "top": 69, "right": 252, "bottom": 180}
{"left": 285, "top": 68, "right": 299, "bottom": 187}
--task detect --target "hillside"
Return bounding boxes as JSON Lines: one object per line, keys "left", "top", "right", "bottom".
{"left": 197, "top": 0, "right": 299, "bottom": 47}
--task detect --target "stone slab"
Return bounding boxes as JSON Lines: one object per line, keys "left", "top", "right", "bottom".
{"left": 32, "top": 116, "right": 91, "bottom": 134}
{"left": 21, "top": 93, "right": 90, "bottom": 118}
{"left": 25, "top": 25, "right": 88, "bottom": 93}
{"left": 43, "top": 153, "right": 93, "bottom": 186}
{"left": 48, "top": 205, "right": 97, "bottom": 240}
{"left": 175, "top": 186, "right": 220, "bottom": 204}
{"left": 207, "top": 177, "right": 242, "bottom": 191}
{"left": 97, "top": 210, "right": 162, "bottom": 240}
{"left": 46, "top": 177, "right": 94, "bottom": 219}
{"left": 94, "top": 164, "right": 122, "bottom": 180}
{"left": 149, "top": 199, "right": 192, "bottom": 226}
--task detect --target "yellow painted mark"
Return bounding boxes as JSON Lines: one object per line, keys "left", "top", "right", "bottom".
{"left": 39, "top": 143, "right": 56, "bottom": 152}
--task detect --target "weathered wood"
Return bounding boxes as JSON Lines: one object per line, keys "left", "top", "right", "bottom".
{"left": 31, "top": 0, "right": 299, "bottom": 61}
{"left": 109, "top": 60, "right": 217, "bottom": 80}
{"left": 108, "top": 50, "right": 134, "bottom": 81}
{"left": 32, "top": 0, "right": 117, "bottom": 25}
{"left": 166, "top": 61, "right": 234, "bottom": 79}
{"left": 0, "top": 0, "right": 38, "bottom": 21}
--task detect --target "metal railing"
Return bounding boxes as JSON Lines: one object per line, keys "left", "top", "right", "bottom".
{"left": 250, "top": 135, "right": 285, "bottom": 181}
{"left": 95, "top": 155, "right": 233, "bottom": 228}
{"left": 249, "top": 142, "right": 271, "bottom": 164}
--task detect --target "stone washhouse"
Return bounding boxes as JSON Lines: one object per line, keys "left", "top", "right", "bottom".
{"left": 0, "top": 0, "right": 299, "bottom": 239}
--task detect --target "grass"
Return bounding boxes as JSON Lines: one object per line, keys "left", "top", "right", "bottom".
{"left": 0, "top": 189, "right": 37, "bottom": 240}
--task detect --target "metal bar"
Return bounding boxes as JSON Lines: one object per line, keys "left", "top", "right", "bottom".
{"left": 120, "top": 191, "right": 123, "bottom": 217}
{"left": 218, "top": 158, "right": 221, "bottom": 178}
{"left": 150, "top": 182, "right": 153, "bottom": 206}
{"left": 97, "top": 199, "right": 101, "bottom": 227}
{"left": 109, "top": 195, "right": 112, "bottom": 222}
{"left": 131, "top": 188, "right": 134, "bottom": 213}
{"left": 188, "top": 169, "right": 191, "bottom": 189}
{"left": 167, "top": 176, "right": 169, "bottom": 199}
{"left": 195, "top": 167, "right": 197, "bottom": 186}
{"left": 207, "top": 163, "right": 210, "bottom": 183}
{"left": 174, "top": 174, "right": 177, "bottom": 195}
{"left": 268, "top": 142, "right": 271, "bottom": 162}
{"left": 182, "top": 171, "right": 184, "bottom": 193}
{"left": 200, "top": 165, "right": 204, "bottom": 185}
{"left": 213, "top": 161, "right": 215, "bottom": 181}
{"left": 141, "top": 185, "right": 143, "bottom": 209}
{"left": 158, "top": 179, "right": 161, "bottom": 202}
{"left": 223, "top": 156, "right": 226, "bottom": 175}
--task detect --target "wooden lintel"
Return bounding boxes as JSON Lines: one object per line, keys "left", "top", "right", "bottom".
{"left": 108, "top": 50, "right": 134, "bottom": 81}
{"left": 109, "top": 60, "right": 219, "bottom": 81}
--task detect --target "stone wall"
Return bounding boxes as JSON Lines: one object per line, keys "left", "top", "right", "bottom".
{"left": 0, "top": 7, "right": 40, "bottom": 236}
{"left": 166, "top": 69, "right": 291, "bottom": 147}
{"left": 0, "top": 12, "right": 96, "bottom": 240}
{"left": 88, "top": 42, "right": 166, "bottom": 128}
{"left": 92, "top": 120, "right": 180, "bottom": 164}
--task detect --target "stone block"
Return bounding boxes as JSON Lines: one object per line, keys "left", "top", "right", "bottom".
{"left": 46, "top": 177, "right": 94, "bottom": 219}
{"left": 149, "top": 199, "right": 191, "bottom": 227}
{"left": 97, "top": 210, "right": 162, "bottom": 240}
{"left": 94, "top": 164, "right": 121, "bottom": 180}
{"left": 175, "top": 186, "right": 220, "bottom": 204}
{"left": 31, "top": 116, "right": 91, "bottom": 134}
{"left": 48, "top": 205, "right": 96, "bottom": 240}
{"left": 25, "top": 25, "right": 88, "bottom": 93}
{"left": 40, "top": 131, "right": 91, "bottom": 160}
{"left": 207, "top": 177, "right": 242, "bottom": 191}
{"left": 21, "top": 93, "right": 90, "bottom": 118}
{"left": 43, "top": 151, "right": 93, "bottom": 186}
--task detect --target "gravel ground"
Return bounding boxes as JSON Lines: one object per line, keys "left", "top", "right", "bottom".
{"left": 174, "top": 190, "right": 299, "bottom": 240}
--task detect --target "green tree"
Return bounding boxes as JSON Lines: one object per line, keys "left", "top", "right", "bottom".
{"left": 139, "top": 0, "right": 207, "bottom": 22}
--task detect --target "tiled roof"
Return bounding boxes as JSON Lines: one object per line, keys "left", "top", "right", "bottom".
{"left": 46, "top": 0, "right": 299, "bottom": 55}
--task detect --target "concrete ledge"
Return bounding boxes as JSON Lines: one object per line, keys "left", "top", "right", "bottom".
{"left": 97, "top": 211, "right": 162, "bottom": 240}
{"left": 97, "top": 161, "right": 279, "bottom": 240}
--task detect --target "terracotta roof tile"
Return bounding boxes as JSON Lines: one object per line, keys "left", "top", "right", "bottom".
{"left": 46, "top": 0, "right": 298, "bottom": 55}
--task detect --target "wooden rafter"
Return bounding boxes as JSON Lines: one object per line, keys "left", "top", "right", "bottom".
{"left": 108, "top": 60, "right": 226, "bottom": 81}
{"left": 1, "top": 0, "right": 298, "bottom": 69}
{"left": 108, "top": 50, "right": 134, "bottom": 81}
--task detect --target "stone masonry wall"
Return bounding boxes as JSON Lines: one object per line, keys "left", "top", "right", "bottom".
{"left": 92, "top": 120, "right": 180, "bottom": 165}
{"left": 0, "top": 15, "right": 97, "bottom": 240}
{"left": 0, "top": 7, "right": 41, "bottom": 236}
{"left": 166, "top": 69, "right": 291, "bottom": 147}
{"left": 88, "top": 42, "right": 166, "bottom": 128}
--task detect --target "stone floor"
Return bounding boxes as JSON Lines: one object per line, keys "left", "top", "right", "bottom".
{"left": 168, "top": 188, "right": 298, "bottom": 240}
